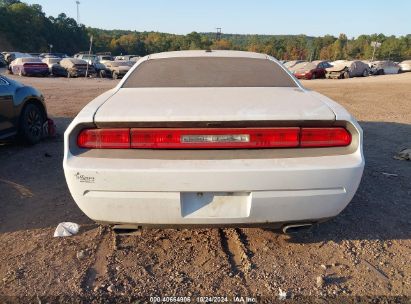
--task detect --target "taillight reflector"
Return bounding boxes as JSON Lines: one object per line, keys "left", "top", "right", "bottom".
{"left": 76, "top": 127, "right": 351, "bottom": 149}
{"left": 77, "top": 128, "right": 130, "bottom": 149}
{"left": 300, "top": 128, "right": 351, "bottom": 147}
{"left": 130, "top": 128, "right": 300, "bottom": 149}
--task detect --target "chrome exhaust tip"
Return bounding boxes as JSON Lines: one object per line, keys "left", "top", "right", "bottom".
{"left": 282, "top": 223, "right": 313, "bottom": 234}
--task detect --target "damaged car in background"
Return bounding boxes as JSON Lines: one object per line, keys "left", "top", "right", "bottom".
{"left": 104, "top": 60, "right": 134, "bottom": 79}
{"left": 63, "top": 50, "right": 364, "bottom": 232}
{"left": 60, "top": 58, "right": 95, "bottom": 78}
{"left": 0, "top": 75, "right": 55, "bottom": 144}
{"left": 367, "top": 60, "right": 400, "bottom": 75}
{"left": 290, "top": 60, "right": 332, "bottom": 80}
{"left": 42, "top": 57, "right": 68, "bottom": 77}
{"left": 74, "top": 52, "right": 108, "bottom": 77}
{"left": 399, "top": 60, "right": 411, "bottom": 72}
{"left": 326, "top": 60, "right": 370, "bottom": 79}
{"left": 9, "top": 57, "right": 50, "bottom": 77}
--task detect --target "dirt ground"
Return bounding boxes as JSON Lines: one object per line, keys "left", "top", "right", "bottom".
{"left": 0, "top": 72, "right": 410, "bottom": 303}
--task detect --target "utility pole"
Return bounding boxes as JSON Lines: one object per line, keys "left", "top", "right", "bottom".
{"left": 216, "top": 28, "right": 222, "bottom": 41}
{"left": 85, "top": 35, "right": 93, "bottom": 78}
{"left": 76, "top": 1, "right": 80, "bottom": 24}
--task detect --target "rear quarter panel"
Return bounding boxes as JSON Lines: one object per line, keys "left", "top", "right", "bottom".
{"left": 63, "top": 89, "right": 119, "bottom": 161}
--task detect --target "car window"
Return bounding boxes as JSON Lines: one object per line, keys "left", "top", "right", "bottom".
{"left": 322, "top": 62, "right": 330, "bottom": 68}
{"left": 123, "top": 57, "right": 297, "bottom": 88}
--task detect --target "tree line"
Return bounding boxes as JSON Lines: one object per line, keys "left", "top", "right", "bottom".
{"left": 1, "top": 0, "right": 410, "bottom": 61}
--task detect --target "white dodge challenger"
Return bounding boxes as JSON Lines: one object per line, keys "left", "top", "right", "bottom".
{"left": 63, "top": 50, "right": 364, "bottom": 232}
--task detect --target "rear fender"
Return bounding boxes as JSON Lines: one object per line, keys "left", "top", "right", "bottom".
{"left": 13, "top": 87, "right": 46, "bottom": 128}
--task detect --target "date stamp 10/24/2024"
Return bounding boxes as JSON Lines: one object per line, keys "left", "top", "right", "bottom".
{"left": 149, "top": 296, "right": 258, "bottom": 303}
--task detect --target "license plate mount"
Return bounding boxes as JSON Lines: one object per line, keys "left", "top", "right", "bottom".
{"left": 180, "top": 192, "right": 251, "bottom": 218}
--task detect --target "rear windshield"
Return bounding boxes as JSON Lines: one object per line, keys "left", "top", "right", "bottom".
{"left": 122, "top": 57, "right": 297, "bottom": 88}
{"left": 48, "top": 58, "right": 60, "bottom": 64}
{"left": 22, "top": 57, "right": 42, "bottom": 63}
{"left": 110, "top": 61, "right": 133, "bottom": 67}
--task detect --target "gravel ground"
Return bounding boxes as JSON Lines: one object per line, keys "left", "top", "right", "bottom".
{"left": 0, "top": 72, "right": 410, "bottom": 303}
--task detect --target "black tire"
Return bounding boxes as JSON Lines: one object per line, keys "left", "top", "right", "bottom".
{"left": 343, "top": 71, "right": 350, "bottom": 79}
{"left": 99, "top": 70, "right": 106, "bottom": 78}
{"left": 19, "top": 103, "right": 45, "bottom": 144}
{"left": 311, "top": 73, "right": 316, "bottom": 80}
{"left": 362, "top": 69, "right": 369, "bottom": 77}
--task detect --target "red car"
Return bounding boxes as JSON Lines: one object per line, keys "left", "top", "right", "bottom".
{"left": 10, "top": 57, "right": 50, "bottom": 77}
{"left": 292, "top": 60, "right": 332, "bottom": 80}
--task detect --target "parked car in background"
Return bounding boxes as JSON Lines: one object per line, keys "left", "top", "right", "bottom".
{"left": 368, "top": 60, "right": 400, "bottom": 75}
{"left": 0, "top": 75, "right": 54, "bottom": 144}
{"left": 0, "top": 54, "right": 6, "bottom": 67}
{"left": 60, "top": 58, "right": 95, "bottom": 78}
{"left": 3, "top": 52, "right": 32, "bottom": 67}
{"left": 74, "top": 53, "right": 108, "bottom": 77}
{"left": 330, "top": 60, "right": 347, "bottom": 66}
{"left": 74, "top": 52, "right": 97, "bottom": 61}
{"left": 104, "top": 60, "right": 133, "bottom": 79}
{"left": 42, "top": 57, "right": 67, "bottom": 77}
{"left": 291, "top": 60, "right": 332, "bottom": 80}
{"left": 130, "top": 56, "right": 141, "bottom": 63}
{"left": 10, "top": 57, "right": 49, "bottom": 77}
{"left": 39, "top": 52, "right": 69, "bottom": 59}
{"left": 399, "top": 60, "right": 411, "bottom": 72}
{"left": 96, "top": 54, "right": 114, "bottom": 76}
{"left": 326, "top": 60, "right": 369, "bottom": 79}
{"left": 63, "top": 50, "right": 364, "bottom": 230}
{"left": 97, "top": 53, "right": 114, "bottom": 62}
{"left": 114, "top": 55, "right": 140, "bottom": 61}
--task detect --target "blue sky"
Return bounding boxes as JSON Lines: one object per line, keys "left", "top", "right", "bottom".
{"left": 24, "top": 0, "right": 410, "bottom": 37}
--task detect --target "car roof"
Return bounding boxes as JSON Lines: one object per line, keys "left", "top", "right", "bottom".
{"left": 147, "top": 50, "right": 270, "bottom": 60}
{"left": 312, "top": 60, "right": 328, "bottom": 65}
{"left": 62, "top": 58, "right": 87, "bottom": 64}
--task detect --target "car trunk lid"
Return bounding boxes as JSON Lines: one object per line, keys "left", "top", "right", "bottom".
{"left": 94, "top": 87, "right": 335, "bottom": 126}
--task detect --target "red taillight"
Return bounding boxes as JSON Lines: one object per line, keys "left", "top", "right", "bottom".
{"left": 76, "top": 127, "right": 351, "bottom": 149}
{"left": 77, "top": 128, "right": 130, "bottom": 149}
{"left": 23, "top": 63, "right": 48, "bottom": 68}
{"left": 130, "top": 128, "right": 300, "bottom": 149}
{"left": 300, "top": 128, "right": 351, "bottom": 147}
